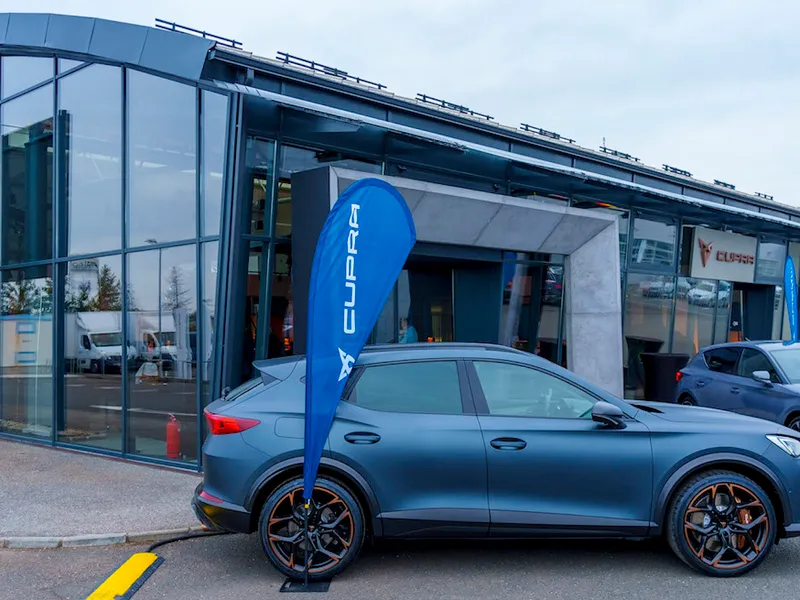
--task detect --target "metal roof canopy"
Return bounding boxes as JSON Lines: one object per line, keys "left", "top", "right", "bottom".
{"left": 218, "top": 80, "right": 800, "bottom": 242}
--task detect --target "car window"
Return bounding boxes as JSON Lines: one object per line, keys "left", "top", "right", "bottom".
{"left": 703, "top": 348, "right": 742, "bottom": 374}
{"left": 348, "top": 361, "right": 462, "bottom": 414}
{"left": 738, "top": 349, "right": 780, "bottom": 383}
{"left": 473, "top": 361, "right": 597, "bottom": 419}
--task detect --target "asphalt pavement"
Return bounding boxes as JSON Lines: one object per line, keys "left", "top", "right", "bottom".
{"left": 5, "top": 534, "right": 800, "bottom": 600}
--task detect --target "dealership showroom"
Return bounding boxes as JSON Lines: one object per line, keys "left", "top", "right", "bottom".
{"left": 3, "top": 12, "right": 800, "bottom": 469}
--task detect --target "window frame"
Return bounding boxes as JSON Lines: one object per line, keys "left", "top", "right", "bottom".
{"left": 737, "top": 347, "right": 784, "bottom": 384}
{"left": 702, "top": 347, "right": 743, "bottom": 375}
{"left": 342, "top": 359, "right": 475, "bottom": 416}
{"left": 465, "top": 359, "right": 626, "bottom": 420}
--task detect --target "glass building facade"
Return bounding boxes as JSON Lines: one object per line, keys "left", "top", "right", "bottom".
{"left": 2, "top": 13, "right": 799, "bottom": 467}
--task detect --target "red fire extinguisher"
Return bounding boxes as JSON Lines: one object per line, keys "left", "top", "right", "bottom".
{"left": 166, "top": 413, "right": 181, "bottom": 460}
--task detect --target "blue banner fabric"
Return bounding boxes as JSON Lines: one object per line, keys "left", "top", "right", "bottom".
{"left": 785, "top": 256, "right": 798, "bottom": 343}
{"left": 303, "top": 178, "right": 416, "bottom": 501}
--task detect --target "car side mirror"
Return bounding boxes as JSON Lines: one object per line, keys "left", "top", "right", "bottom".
{"left": 592, "top": 401, "right": 626, "bottom": 429}
{"left": 752, "top": 371, "right": 773, "bottom": 386}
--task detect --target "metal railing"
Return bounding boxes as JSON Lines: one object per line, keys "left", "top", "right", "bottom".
{"left": 600, "top": 145, "right": 640, "bottom": 162}
{"left": 276, "top": 52, "right": 387, "bottom": 90}
{"left": 154, "top": 19, "right": 242, "bottom": 48}
{"left": 416, "top": 94, "right": 493, "bottom": 121}
{"left": 663, "top": 164, "right": 692, "bottom": 177}
{"left": 519, "top": 124, "right": 575, "bottom": 143}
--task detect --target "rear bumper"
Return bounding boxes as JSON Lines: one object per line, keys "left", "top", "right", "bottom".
{"left": 192, "top": 483, "right": 253, "bottom": 534}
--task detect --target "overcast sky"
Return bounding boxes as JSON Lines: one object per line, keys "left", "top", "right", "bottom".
{"left": 6, "top": 1, "right": 800, "bottom": 206}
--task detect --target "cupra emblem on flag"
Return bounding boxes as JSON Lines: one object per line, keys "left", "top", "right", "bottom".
{"left": 698, "top": 238, "right": 713, "bottom": 267}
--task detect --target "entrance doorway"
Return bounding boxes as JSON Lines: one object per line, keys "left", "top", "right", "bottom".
{"left": 730, "top": 283, "right": 777, "bottom": 342}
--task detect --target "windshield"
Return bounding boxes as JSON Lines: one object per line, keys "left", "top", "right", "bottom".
{"left": 768, "top": 348, "right": 800, "bottom": 383}
{"left": 157, "top": 332, "right": 177, "bottom": 346}
{"left": 92, "top": 332, "right": 122, "bottom": 347}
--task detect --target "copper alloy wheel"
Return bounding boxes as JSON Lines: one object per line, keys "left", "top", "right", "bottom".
{"left": 266, "top": 486, "right": 355, "bottom": 575}
{"left": 683, "top": 482, "right": 769, "bottom": 570}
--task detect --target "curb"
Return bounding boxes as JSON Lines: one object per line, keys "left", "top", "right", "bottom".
{"left": 0, "top": 526, "right": 207, "bottom": 550}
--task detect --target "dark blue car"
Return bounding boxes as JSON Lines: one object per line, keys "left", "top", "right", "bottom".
{"left": 675, "top": 341, "right": 800, "bottom": 431}
{"left": 194, "top": 343, "right": 800, "bottom": 581}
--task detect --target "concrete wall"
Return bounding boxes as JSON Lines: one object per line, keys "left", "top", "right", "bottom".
{"left": 292, "top": 167, "right": 624, "bottom": 397}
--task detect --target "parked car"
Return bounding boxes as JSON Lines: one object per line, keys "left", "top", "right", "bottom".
{"left": 676, "top": 341, "right": 800, "bottom": 431}
{"left": 543, "top": 266, "right": 563, "bottom": 305}
{"left": 195, "top": 343, "right": 800, "bottom": 581}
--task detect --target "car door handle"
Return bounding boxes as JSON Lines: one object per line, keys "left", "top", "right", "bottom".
{"left": 696, "top": 381, "right": 706, "bottom": 388}
{"left": 731, "top": 387, "right": 741, "bottom": 394}
{"left": 344, "top": 432, "right": 381, "bottom": 445}
{"left": 490, "top": 438, "right": 527, "bottom": 451}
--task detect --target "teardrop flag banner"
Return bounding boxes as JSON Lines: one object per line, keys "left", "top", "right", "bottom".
{"left": 784, "top": 255, "right": 797, "bottom": 343}
{"left": 303, "top": 178, "right": 416, "bottom": 502}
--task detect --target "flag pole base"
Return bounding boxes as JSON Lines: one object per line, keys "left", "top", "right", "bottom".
{"left": 280, "top": 579, "right": 331, "bottom": 593}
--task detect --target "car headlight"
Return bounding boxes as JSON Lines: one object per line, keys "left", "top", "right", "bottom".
{"left": 767, "top": 435, "right": 800, "bottom": 457}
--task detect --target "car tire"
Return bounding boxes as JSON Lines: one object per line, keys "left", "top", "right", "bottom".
{"left": 666, "top": 470, "right": 776, "bottom": 577}
{"left": 259, "top": 477, "right": 365, "bottom": 581}
{"left": 786, "top": 416, "right": 800, "bottom": 433}
{"left": 678, "top": 395, "right": 696, "bottom": 406}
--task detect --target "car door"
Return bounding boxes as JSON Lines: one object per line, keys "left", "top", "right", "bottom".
{"left": 695, "top": 347, "right": 744, "bottom": 411}
{"left": 736, "top": 347, "right": 792, "bottom": 422}
{"left": 328, "top": 359, "right": 489, "bottom": 538}
{"left": 468, "top": 359, "right": 653, "bottom": 537}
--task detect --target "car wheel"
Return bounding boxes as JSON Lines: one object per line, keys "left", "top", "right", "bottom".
{"left": 786, "top": 416, "right": 800, "bottom": 432}
{"left": 666, "top": 470, "right": 776, "bottom": 577}
{"left": 259, "top": 477, "right": 365, "bottom": 581}
{"left": 679, "top": 395, "right": 696, "bottom": 406}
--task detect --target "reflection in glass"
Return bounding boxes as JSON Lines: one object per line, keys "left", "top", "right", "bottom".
{"left": 127, "top": 70, "right": 196, "bottom": 247}
{"left": 0, "top": 266, "right": 53, "bottom": 438}
{"left": 60, "top": 256, "right": 123, "bottom": 450}
{"left": 673, "top": 278, "right": 716, "bottom": 358}
{"left": 241, "top": 241, "right": 266, "bottom": 379}
{"left": 630, "top": 217, "right": 676, "bottom": 268}
{"left": 757, "top": 242, "right": 787, "bottom": 281}
{"left": 58, "top": 59, "right": 83, "bottom": 74}
{"left": 269, "top": 243, "right": 293, "bottom": 357}
{"left": 499, "top": 255, "right": 564, "bottom": 365}
{"left": 714, "top": 281, "right": 732, "bottom": 344}
{"left": 60, "top": 65, "right": 122, "bottom": 255}
{"left": 246, "top": 138, "right": 275, "bottom": 236}
{"left": 370, "top": 288, "right": 395, "bottom": 344}
{"left": 201, "top": 241, "right": 218, "bottom": 406}
{"left": 772, "top": 286, "right": 784, "bottom": 341}
{"left": 276, "top": 146, "right": 381, "bottom": 238}
{"left": 202, "top": 91, "right": 229, "bottom": 237}
{"left": 1, "top": 84, "right": 54, "bottom": 265}
{"left": 127, "top": 245, "right": 197, "bottom": 462}
{"left": 623, "top": 273, "right": 672, "bottom": 399}
{"left": 1, "top": 56, "right": 53, "bottom": 99}
{"left": 398, "top": 265, "right": 453, "bottom": 344}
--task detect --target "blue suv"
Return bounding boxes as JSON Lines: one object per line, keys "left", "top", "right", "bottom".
{"left": 675, "top": 341, "right": 800, "bottom": 431}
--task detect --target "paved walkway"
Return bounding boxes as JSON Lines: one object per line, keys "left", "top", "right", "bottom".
{"left": 0, "top": 438, "right": 202, "bottom": 547}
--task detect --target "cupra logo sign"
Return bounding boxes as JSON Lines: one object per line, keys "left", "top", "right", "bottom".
{"left": 697, "top": 236, "right": 754, "bottom": 267}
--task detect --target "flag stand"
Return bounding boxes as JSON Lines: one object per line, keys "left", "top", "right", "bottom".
{"left": 279, "top": 499, "right": 331, "bottom": 593}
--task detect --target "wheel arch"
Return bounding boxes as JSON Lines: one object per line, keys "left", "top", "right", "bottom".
{"left": 783, "top": 410, "right": 800, "bottom": 429}
{"left": 245, "top": 456, "right": 382, "bottom": 537}
{"left": 653, "top": 453, "right": 791, "bottom": 536}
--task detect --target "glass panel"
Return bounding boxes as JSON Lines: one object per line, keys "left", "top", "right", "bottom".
{"left": 630, "top": 217, "right": 676, "bottom": 268}
{"left": 126, "top": 244, "right": 197, "bottom": 462}
{"left": 370, "top": 288, "right": 395, "bottom": 344}
{"left": 769, "top": 347, "right": 800, "bottom": 384}
{"left": 1, "top": 56, "right": 53, "bottom": 99}
{"left": 397, "top": 265, "right": 454, "bottom": 343}
{"left": 350, "top": 362, "right": 461, "bottom": 414}
{"left": 200, "top": 241, "right": 218, "bottom": 407}
{"left": 276, "top": 146, "right": 381, "bottom": 238}
{"left": 0, "top": 265, "right": 53, "bottom": 438}
{"left": 672, "top": 278, "right": 716, "bottom": 359}
{"left": 58, "top": 59, "right": 83, "bottom": 74}
{"left": 201, "top": 91, "right": 228, "bottom": 237}
{"left": 245, "top": 138, "right": 275, "bottom": 236}
{"left": 703, "top": 347, "right": 741, "bottom": 374}
{"left": 757, "top": 241, "right": 786, "bottom": 281}
{"left": 240, "top": 240, "right": 267, "bottom": 381}
{"left": 1, "top": 84, "right": 54, "bottom": 265}
{"left": 773, "top": 286, "right": 784, "bottom": 341}
{"left": 268, "top": 241, "right": 293, "bottom": 357}
{"left": 60, "top": 65, "right": 122, "bottom": 256}
{"left": 474, "top": 361, "right": 596, "bottom": 418}
{"left": 60, "top": 256, "right": 123, "bottom": 449}
{"left": 623, "top": 273, "right": 672, "bottom": 399}
{"left": 715, "top": 281, "right": 732, "bottom": 344}
{"left": 499, "top": 256, "right": 564, "bottom": 365}
{"left": 127, "top": 70, "right": 197, "bottom": 247}
{"left": 739, "top": 348, "right": 780, "bottom": 382}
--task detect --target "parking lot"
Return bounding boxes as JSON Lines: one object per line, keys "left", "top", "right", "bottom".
{"left": 6, "top": 534, "right": 800, "bottom": 600}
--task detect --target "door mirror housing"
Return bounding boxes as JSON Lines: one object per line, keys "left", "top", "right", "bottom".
{"left": 752, "top": 370, "right": 773, "bottom": 386}
{"left": 592, "top": 401, "right": 626, "bottom": 429}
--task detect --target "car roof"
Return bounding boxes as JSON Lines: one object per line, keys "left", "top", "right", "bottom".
{"left": 699, "top": 340, "right": 800, "bottom": 353}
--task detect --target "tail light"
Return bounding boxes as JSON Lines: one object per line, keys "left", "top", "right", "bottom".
{"left": 204, "top": 408, "right": 260, "bottom": 435}
{"left": 675, "top": 371, "right": 684, "bottom": 382}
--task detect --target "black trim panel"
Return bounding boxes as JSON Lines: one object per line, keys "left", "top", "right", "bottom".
{"left": 378, "top": 508, "right": 490, "bottom": 538}
{"left": 489, "top": 510, "right": 651, "bottom": 537}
